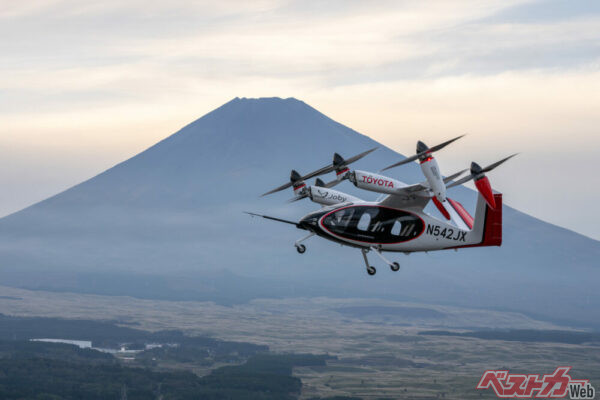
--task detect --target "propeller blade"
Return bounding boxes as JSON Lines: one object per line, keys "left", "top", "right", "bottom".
{"left": 342, "top": 147, "right": 378, "bottom": 165}
{"left": 446, "top": 174, "right": 474, "bottom": 189}
{"left": 446, "top": 154, "right": 517, "bottom": 189}
{"left": 261, "top": 182, "right": 294, "bottom": 196}
{"left": 481, "top": 153, "right": 518, "bottom": 173}
{"left": 301, "top": 164, "right": 336, "bottom": 181}
{"left": 315, "top": 177, "right": 340, "bottom": 188}
{"left": 443, "top": 169, "right": 468, "bottom": 183}
{"left": 287, "top": 194, "right": 308, "bottom": 203}
{"left": 304, "top": 147, "right": 378, "bottom": 180}
{"left": 380, "top": 153, "right": 420, "bottom": 171}
{"left": 381, "top": 135, "right": 465, "bottom": 171}
{"left": 323, "top": 179, "right": 340, "bottom": 188}
{"left": 428, "top": 134, "right": 465, "bottom": 153}
{"left": 262, "top": 148, "right": 377, "bottom": 196}
{"left": 319, "top": 178, "right": 341, "bottom": 188}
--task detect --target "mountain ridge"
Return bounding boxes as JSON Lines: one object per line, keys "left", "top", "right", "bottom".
{"left": 0, "top": 97, "right": 598, "bottom": 328}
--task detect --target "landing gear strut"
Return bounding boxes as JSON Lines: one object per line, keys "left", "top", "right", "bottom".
{"left": 370, "top": 246, "right": 401, "bottom": 272}
{"left": 361, "top": 247, "right": 400, "bottom": 274}
{"left": 294, "top": 232, "right": 314, "bottom": 254}
{"left": 361, "top": 249, "right": 376, "bottom": 276}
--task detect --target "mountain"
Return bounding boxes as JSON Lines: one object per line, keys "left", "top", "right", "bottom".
{"left": 0, "top": 97, "right": 598, "bottom": 328}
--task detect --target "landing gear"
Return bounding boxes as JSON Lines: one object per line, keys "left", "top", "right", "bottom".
{"left": 294, "top": 232, "right": 314, "bottom": 254}
{"left": 362, "top": 247, "right": 400, "bottom": 274}
{"left": 361, "top": 249, "right": 377, "bottom": 276}
{"left": 294, "top": 232, "right": 315, "bottom": 254}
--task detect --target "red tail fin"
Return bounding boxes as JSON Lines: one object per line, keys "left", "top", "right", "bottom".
{"left": 454, "top": 193, "right": 502, "bottom": 248}
{"left": 480, "top": 193, "right": 502, "bottom": 246}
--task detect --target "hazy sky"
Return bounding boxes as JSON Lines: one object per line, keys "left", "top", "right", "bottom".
{"left": 2, "top": 0, "right": 600, "bottom": 239}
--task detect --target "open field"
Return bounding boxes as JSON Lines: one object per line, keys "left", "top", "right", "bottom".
{"left": 1, "top": 285, "right": 598, "bottom": 399}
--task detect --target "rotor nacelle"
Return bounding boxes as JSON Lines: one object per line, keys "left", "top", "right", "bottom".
{"left": 308, "top": 186, "right": 359, "bottom": 206}
{"left": 381, "top": 136, "right": 465, "bottom": 203}
{"left": 471, "top": 162, "right": 495, "bottom": 209}
{"left": 333, "top": 153, "right": 350, "bottom": 180}
{"left": 419, "top": 156, "right": 446, "bottom": 202}
{"left": 290, "top": 169, "right": 307, "bottom": 196}
{"left": 446, "top": 154, "right": 517, "bottom": 209}
{"left": 351, "top": 170, "right": 407, "bottom": 195}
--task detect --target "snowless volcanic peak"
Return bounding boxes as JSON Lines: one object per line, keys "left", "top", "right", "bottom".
{"left": 0, "top": 97, "right": 599, "bottom": 328}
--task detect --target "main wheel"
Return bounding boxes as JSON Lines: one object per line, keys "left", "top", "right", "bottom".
{"left": 390, "top": 262, "right": 400, "bottom": 272}
{"left": 367, "top": 266, "right": 376, "bottom": 276}
{"left": 296, "top": 244, "right": 306, "bottom": 254}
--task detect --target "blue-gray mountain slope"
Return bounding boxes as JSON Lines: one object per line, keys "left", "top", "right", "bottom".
{"left": 0, "top": 97, "right": 598, "bottom": 328}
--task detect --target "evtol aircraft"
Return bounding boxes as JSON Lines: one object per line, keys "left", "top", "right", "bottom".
{"left": 247, "top": 136, "right": 516, "bottom": 275}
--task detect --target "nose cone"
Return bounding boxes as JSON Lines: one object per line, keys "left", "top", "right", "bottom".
{"left": 417, "top": 140, "right": 429, "bottom": 153}
{"left": 290, "top": 169, "right": 302, "bottom": 183}
{"left": 470, "top": 161, "right": 484, "bottom": 179}
{"left": 333, "top": 152, "right": 345, "bottom": 167}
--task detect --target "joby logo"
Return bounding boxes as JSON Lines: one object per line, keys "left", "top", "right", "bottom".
{"left": 361, "top": 175, "right": 394, "bottom": 188}
{"left": 316, "top": 190, "right": 346, "bottom": 202}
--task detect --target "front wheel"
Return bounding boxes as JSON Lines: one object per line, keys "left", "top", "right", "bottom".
{"left": 367, "top": 266, "right": 376, "bottom": 276}
{"left": 391, "top": 262, "right": 400, "bottom": 272}
{"left": 296, "top": 244, "right": 306, "bottom": 254}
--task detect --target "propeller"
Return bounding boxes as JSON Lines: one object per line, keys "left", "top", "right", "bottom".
{"left": 446, "top": 154, "right": 518, "bottom": 208}
{"left": 261, "top": 147, "right": 377, "bottom": 196}
{"left": 261, "top": 169, "right": 306, "bottom": 197}
{"left": 332, "top": 147, "right": 378, "bottom": 174}
{"left": 381, "top": 135, "right": 465, "bottom": 172}
{"left": 446, "top": 154, "right": 517, "bottom": 189}
{"left": 315, "top": 178, "right": 340, "bottom": 187}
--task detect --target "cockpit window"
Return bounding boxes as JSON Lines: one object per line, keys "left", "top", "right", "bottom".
{"left": 329, "top": 208, "right": 355, "bottom": 229}
{"left": 322, "top": 206, "right": 424, "bottom": 244}
{"left": 357, "top": 212, "right": 371, "bottom": 231}
{"left": 391, "top": 220, "right": 402, "bottom": 236}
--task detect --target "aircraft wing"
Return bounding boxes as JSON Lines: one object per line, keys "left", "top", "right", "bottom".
{"left": 390, "top": 169, "right": 466, "bottom": 198}
{"left": 394, "top": 182, "right": 429, "bottom": 196}
{"left": 379, "top": 169, "right": 467, "bottom": 210}
{"left": 379, "top": 192, "right": 431, "bottom": 209}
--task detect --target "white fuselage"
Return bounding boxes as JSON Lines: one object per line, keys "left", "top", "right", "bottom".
{"left": 298, "top": 196, "right": 487, "bottom": 253}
